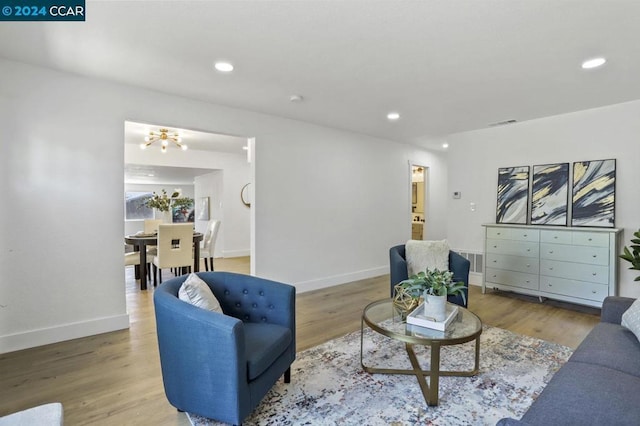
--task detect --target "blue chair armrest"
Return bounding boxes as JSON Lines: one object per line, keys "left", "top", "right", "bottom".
{"left": 389, "top": 244, "right": 409, "bottom": 296}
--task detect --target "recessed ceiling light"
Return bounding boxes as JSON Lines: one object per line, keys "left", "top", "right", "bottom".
{"left": 442, "top": 143, "right": 449, "bottom": 149}
{"left": 581, "top": 57, "right": 606, "bottom": 69}
{"left": 387, "top": 112, "right": 400, "bottom": 121}
{"left": 214, "top": 61, "right": 234, "bottom": 72}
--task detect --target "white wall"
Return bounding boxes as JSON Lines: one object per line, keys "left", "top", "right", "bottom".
{"left": 0, "top": 58, "right": 446, "bottom": 352}
{"left": 445, "top": 100, "right": 640, "bottom": 298}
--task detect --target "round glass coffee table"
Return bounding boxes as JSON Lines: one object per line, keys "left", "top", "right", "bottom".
{"left": 360, "top": 299, "right": 482, "bottom": 406}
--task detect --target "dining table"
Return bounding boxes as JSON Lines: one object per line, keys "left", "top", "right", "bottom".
{"left": 125, "top": 232, "right": 204, "bottom": 290}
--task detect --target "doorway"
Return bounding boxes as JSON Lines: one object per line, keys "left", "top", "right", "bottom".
{"left": 411, "top": 165, "right": 427, "bottom": 240}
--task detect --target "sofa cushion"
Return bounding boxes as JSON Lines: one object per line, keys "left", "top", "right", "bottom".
{"left": 621, "top": 299, "right": 640, "bottom": 341}
{"left": 521, "top": 361, "right": 640, "bottom": 426}
{"left": 178, "top": 273, "right": 222, "bottom": 313}
{"left": 405, "top": 239, "right": 449, "bottom": 276}
{"left": 569, "top": 322, "right": 640, "bottom": 378}
{"left": 244, "top": 323, "right": 292, "bottom": 381}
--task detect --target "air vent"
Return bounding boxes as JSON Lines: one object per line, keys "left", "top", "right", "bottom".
{"left": 489, "top": 119, "right": 518, "bottom": 127}
{"left": 453, "top": 249, "right": 484, "bottom": 274}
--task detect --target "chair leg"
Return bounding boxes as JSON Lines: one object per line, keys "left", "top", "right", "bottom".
{"left": 204, "top": 258, "right": 209, "bottom": 271}
{"left": 210, "top": 257, "right": 214, "bottom": 271}
{"left": 284, "top": 367, "right": 291, "bottom": 383}
{"left": 152, "top": 264, "right": 157, "bottom": 287}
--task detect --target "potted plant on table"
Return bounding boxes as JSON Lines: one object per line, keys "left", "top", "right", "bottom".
{"left": 394, "top": 268, "right": 467, "bottom": 321}
{"left": 620, "top": 229, "right": 640, "bottom": 281}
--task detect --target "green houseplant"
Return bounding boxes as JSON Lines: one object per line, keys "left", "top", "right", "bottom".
{"left": 396, "top": 268, "right": 467, "bottom": 305}
{"left": 620, "top": 229, "right": 640, "bottom": 281}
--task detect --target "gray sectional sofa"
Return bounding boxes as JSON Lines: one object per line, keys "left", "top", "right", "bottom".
{"left": 498, "top": 296, "right": 640, "bottom": 426}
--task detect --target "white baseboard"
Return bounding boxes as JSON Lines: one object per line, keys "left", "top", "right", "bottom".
{"left": 0, "top": 314, "right": 130, "bottom": 354}
{"left": 294, "top": 266, "right": 388, "bottom": 293}
{"left": 221, "top": 249, "right": 250, "bottom": 258}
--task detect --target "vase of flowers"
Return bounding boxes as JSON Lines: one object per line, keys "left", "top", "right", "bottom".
{"left": 144, "top": 189, "right": 194, "bottom": 223}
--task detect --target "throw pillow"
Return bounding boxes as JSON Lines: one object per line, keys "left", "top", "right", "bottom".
{"left": 178, "top": 273, "right": 222, "bottom": 313}
{"left": 621, "top": 299, "right": 640, "bottom": 342}
{"left": 405, "top": 239, "right": 450, "bottom": 276}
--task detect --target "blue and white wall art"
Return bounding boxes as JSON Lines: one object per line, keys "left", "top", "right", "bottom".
{"left": 496, "top": 166, "right": 530, "bottom": 224}
{"left": 531, "top": 163, "right": 569, "bottom": 226}
{"left": 571, "top": 159, "right": 616, "bottom": 227}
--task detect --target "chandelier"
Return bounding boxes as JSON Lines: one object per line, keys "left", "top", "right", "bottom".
{"left": 140, "top": 128, "right": 187, "bottom": 153}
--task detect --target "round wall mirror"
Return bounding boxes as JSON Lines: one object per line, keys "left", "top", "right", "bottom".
{"left": 240, "top": 183, "right": 251, "bottom": 207}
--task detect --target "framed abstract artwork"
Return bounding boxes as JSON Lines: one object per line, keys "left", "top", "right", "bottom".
{"left": 572, "top": 159, "right": 616, "bottom": 227}
{"left": 530, "top": 163, "right": 569, "bottom": 226}
{"left": 496, "top": 166, "right": 530, "bottom": 224}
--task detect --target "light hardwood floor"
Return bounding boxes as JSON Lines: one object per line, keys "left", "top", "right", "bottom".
{"left": 0, "top": 258, "right": 600, "bottom": 424}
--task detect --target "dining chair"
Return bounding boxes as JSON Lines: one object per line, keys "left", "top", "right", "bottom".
{"left": 200, "top": 220, "right": 221, "bottom": 271}
{"left": 144, "top": 219, "right": 163, "bottom": 234}
{"left": 152, "top": 223, "right": 194, "bottom": 285}
{"left": 144, "top": 219, "right": 163, "bottom": 256}
{"left": 124, "top": 251, "right": 150, "bottom": 281}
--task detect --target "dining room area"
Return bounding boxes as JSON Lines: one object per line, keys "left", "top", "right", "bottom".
{"left": 123, "top": 120, "right": 253, "bottom": 292}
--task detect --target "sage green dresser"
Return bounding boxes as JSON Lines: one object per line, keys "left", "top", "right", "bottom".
{"left": 483, "top": 224, "right": 621, "bottom": 308}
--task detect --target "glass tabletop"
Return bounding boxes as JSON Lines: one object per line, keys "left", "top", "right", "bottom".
{"left": 362, "top": 299, "right": 482, "bottom": 346}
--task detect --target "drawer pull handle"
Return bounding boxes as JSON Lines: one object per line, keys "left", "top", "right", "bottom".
{"left": 548, "top": 283, "right": 552, "bottom": 287}
{"left": 549, "top": 267, "right": 554, "bottom": 270}
{"left": 526, "top": 280, "right": 530, "bottom": 283}
{"left": 588, "top": 238, "right": 593, "bottom": 241}
{"left": 526, "top": 264, "right": 530, "bottom": 267}
{"left": 527, "top": 248, "right": 531, "bottom": 252}
{"left": 523, "top": 234, "right": 527, "bottom": 237}
{"left": 549, "top": 250, "right": 554, "bottom": 254}
{"left": 554, "top": 236, "right": 558, "bottom": 239}
{"left": 497, "top": 232, "right": 501, "bottom": 235}
{"left": 592, "top": 255, "right": 597, "bottom": 258}
{"left": 494, "top": 245, "right": 498, "bottom": 248}
{"left": 493, "top": 275, "right": 497, "bottom": 278}
{"left": 592, "top": 290, "right": 597, "bottom": 294}
{"left": 493, "top": 260, "right": 497, "bottom": 263}
{"left": 592, "top": 272, "right": 597, "bottom": 276}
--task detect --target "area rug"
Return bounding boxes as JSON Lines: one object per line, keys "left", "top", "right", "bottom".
{"left": 188, "top": 325, "right": 572, "bottom": 426}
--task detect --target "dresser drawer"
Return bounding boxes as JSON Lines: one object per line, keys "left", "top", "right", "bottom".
{"left": 539, "top": 259, "right": 609, "bottom": 284}
{"left": 486, "top": 227, "right": 540, "bottom": 242}
{"left": 486, "top": 253, "right": 539, "bottom": 274}
{"left": 540, "top": 243, "right": 609, "bottom": 266}
{"left": 572, "top": 232, "right": 609, "bottom": 247}
{"left": 486, "top": 268, "right": 539, "bottom": 290}
{"left": 540, "top": 230, "right": 572, "bottom": 244}
{"left": 486, "top": 239, "right": 539, "bottom": 258}
{"left": 540, "top": 276, "right": 609, "bottom": 302}
{"left": 541, "top": 230, "right": 609, "bottom": 247}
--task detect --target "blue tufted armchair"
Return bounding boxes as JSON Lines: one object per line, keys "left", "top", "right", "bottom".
{"left": 153, "top": 272, "right": 296, "bottom": 426}
{"left": 389, "top": 244, "right": 471, "bottom": 307}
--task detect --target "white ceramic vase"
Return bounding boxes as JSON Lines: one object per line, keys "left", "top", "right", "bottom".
{"left": 155, "top": 209, "right": 172, "bottom": 224}
{"left": 423, "top": 292, "right": 447, "bottom": 321}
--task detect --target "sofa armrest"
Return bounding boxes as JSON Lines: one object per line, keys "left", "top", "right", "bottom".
{"left": 601, "top": 296, "right": 636, "bottom": 324}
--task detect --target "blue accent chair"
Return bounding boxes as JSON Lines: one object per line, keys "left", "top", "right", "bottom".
{"left": 153, "top": 272, "right": 296, "bottom": 426}
{"left": 389, "top": 244, "right": 471, "bottom": 307}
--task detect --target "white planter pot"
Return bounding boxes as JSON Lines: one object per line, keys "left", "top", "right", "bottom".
{"left": 423, "top": 293, "right": 447, "bottom": 321}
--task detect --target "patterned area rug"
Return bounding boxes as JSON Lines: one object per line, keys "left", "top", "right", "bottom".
{"left": 188, "top": 325, "right": 572, "bottom": 426}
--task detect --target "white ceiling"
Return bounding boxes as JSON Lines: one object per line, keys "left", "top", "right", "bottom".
{"left": 1, "top": 1, "right": 639, "bottom": 149}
